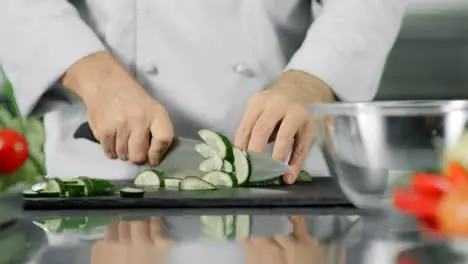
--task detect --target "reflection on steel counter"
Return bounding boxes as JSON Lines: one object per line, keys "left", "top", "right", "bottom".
{"left": 22, "top": 213, "right": 358, "bottom": 264}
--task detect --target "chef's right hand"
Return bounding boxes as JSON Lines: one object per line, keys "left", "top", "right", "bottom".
{"left": 62, "top": 51, "right": 174, "bottom": 166}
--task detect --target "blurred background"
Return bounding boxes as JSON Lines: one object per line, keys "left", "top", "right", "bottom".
{"left": 1, "top": 0, "right": 468, "bottom": 154}
{"left": 375, "top": 0, "right": 468, "bottom": 100}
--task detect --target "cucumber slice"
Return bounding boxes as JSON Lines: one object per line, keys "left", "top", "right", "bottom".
{"left": 198, "top": 129, "right": 234, "bottom": 162}
{"left": 62, "top": 179, "right": 79, "bottom": 185}
{"left": 22, "top": 190, "right": 38, "bottom": 198}
{"left": 120, "top": 187, "right": 145, "bottom": 198}
{"left": 296, "top": 170, "right": 313, "bottom": 182}
{"left": 37, "top": 192, "right": 60, "bottom": 198}
{"left": 43, "top": 178, "right": 64, "bottom": 195}
{"left": 64, "top": 185, "right": 86, "bottom": 197}
{"left": 224, "top": 215, "right": 235, "bottom": 236}
{"left": 202, "top": 171, "right": 236, "bottom": 187}
{"left": 234, "top": 215, "right": 251, "bottom": 241}
{"left": 73, "top": 177, "right": 115, "bottom": 196}
{"left": 200, "top": 216, "right": 228, "bottom": 241}
{"left": 243, "top": 176, "right": 283, "bottom": 186}
{"left": 233, "top": 148, "right": 251, "bottom": 184}
{"left": 179, "top": 177, "right": 217, "bottom": 191}
{"left": 222, "top": 160, "right": 234, "bottom": 173}
{"left": 195, "top": 143, "right": 217, "bottom": 158}
{"left": 134, "top": 169, "right": 165, "bottom": 188}
{"left": 88, "top": 178, "right": 115, "bottom": 195}
{"left": 72, "top": 177, "right": 93, "bottom": 196}
{"left": 164, "top": 178, "right": 182, "bottom": 188}
{"left": 199, "top": 156, "right": 223, "bottom": 172}
{"left": 43, "top": 218, "right": 64, "bottom": 232}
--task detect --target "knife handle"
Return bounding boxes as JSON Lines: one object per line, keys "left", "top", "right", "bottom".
{"left": 73, "top": 122, "right": 100, "bottom": 143}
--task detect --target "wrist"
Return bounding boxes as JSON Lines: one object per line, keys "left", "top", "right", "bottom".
{"left": 61, "top": 51, "right": 120, "bottom": 101}
{"left": 271, "top": 70, "right": 335, "bottom": 104}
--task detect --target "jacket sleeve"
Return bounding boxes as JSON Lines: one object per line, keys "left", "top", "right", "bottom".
{"left": 0, "top": 0, "right": 106, "bottom": 116}
{"left": 285, "top": 0, "right": 408, "bottom": 101}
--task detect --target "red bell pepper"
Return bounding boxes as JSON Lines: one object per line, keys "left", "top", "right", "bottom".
{"left": 411, "top": 173, "right": 454, "bottom": 198}
{"left": 392, "top": 189, "right": 440, "bottom": 218}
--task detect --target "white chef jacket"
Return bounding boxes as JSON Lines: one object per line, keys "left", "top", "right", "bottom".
{"left": 0, "top": 0, "right": 407, "bottom": 180}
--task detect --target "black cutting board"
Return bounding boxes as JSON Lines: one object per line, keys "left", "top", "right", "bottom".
{"left": 23, "top": 178, "right": 353, "bottom": 210}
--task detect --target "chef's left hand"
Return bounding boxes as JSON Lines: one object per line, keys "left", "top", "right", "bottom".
{"left": 235, "top": 70, "right": 334, "bottom": 184}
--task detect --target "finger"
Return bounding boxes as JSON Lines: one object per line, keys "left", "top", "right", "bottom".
{"left": 248, "top": 109, "right": 284, "bottom": 153}
{"left": 249, "top": 236, "right": 273, "bottom": 246}
{"left": 290, "top": 216, "right": 312, "bottom": 243}
{"left": 274, "top": 234, "right": 295, "bottom": 249}
{"left": 118, "top": 221, "right": 131, "bottom": 243}
{"left": 149, "top": 217, "right": 164, "bottom": 240}
{"left": 104, "top": 221, "right": 119, "bottom": 241}
{"left": 129, "top": 221, "right": 153, "bottom": 244}
{"left": 98, "top": 126, "right": 117, "bottom": 159}
{"left": 128, "top": 128, "right": 150, "bottom": 164}
{"left": 234, "top": 94, "right": 264, "bottom": 149}
{"left": 148, "top": 119, "right": 174, "bottom": 166}
{"left": 272, "top": 111, "right": 304, "bottom": 162}
{"left": 284, "top": 121, "right": 314, "bottom": 184}
{"left": 116, "top": 124, "right": 131, "bottom": 161}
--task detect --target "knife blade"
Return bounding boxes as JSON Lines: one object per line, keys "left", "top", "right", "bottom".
{"left": 73, "top": 122, "right": 290, "bottom": 182}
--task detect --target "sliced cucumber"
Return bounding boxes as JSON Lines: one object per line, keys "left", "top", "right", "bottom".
{"left": 62, "top": 179, "right": 79, "bottom": 185}
{"left": 72, "top": 177, "right": 94, "bottom": 196}
{"left": 195, "top": 143, "right": 217, "bottom": 158}
{"left": 222, "top": 160, "right": 234, "bottom": 173}
{"left": 134, "top": 169, "right": 165, "bottom": 188}
{"left": 164, "top": 178, "right": 182, "bottom": 188}
{"left": 43, "top": 218, "right": 65, "bottom": 232}
{"left": 179, "top": 177, "right": 217, "bottom": 191}
{"left": 198, "top": 129, "right": 234, "bottom": 162}
{"left": 200, "top": 216, "right": 228, "bottom": 241}
{"left": 234, "top": 215, "right": 251, "bottom": 241}
{"left": 296, "top": 170, "right": 313, "bottom": 182}
{"left": 42, "top": 178, "right": 64, "bottom": 195}
{"left": 76, "top": 177, "right": 115, "bottom": 196}
{"left": 199, "top": 156, "right": 223, "bottom": 172}
{"left": 120, "top": 187, "right": 145, "bottom": 198}
{"left": 64, "top": 185, "right": 86, "bottom": 197}
{"left": 243, "top": 177, "right": 283, "bottom": 187}
{"left": 224, "top": 215, "right": 235, "bottom": 236}
{"left": 233, "top": 148, "right": 251, "bottom": 185}
{"left": 202, "top": 171, "right": 237, "bottom": 187}
{"left": 22, "top": 190, "right": 38, "bottom": 198}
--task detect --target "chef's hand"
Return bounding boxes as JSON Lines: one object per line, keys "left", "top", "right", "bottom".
{"left": 91, "top": 217, "right": 175, "bottom": 264}
{"left": 235, "top": 70, "right": 334, "bottom": 184}
{"left": 62, "top": 51, "right": 174, "bottom": 166}
{"left": 242, "top": 216, "right": 346, "bottom": 264}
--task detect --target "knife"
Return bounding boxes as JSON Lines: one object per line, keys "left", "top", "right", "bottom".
{"left": 73, "top": 122, "right": 290, "bottom": 182}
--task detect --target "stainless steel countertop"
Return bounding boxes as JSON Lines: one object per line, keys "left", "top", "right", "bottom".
{"left": 2, "top": 208, "right": 467, "bottom": 264}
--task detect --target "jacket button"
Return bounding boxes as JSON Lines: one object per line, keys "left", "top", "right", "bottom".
{"left": 233, "top": 63, "right": 255, "bottom": 77}
{"left": 143, "top": 63, "right": 159, "bottom": 75}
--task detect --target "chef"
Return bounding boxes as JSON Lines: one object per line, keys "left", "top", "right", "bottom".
{"left": 0, "top": 1, "right": 407, "bottom": 182}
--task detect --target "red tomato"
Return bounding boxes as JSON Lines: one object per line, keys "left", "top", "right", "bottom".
{"left": 0, "top": 129, "right": 29, "bottom": 174}
{"left": 437, "top": 184, "right": 468, "bottom": 236}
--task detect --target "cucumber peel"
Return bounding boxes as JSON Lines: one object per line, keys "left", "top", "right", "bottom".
{"left": 120, "top": 187, "right": 145, "bottom": 198}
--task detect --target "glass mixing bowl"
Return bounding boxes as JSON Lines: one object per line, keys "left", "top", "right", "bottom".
{"left": 310, "top": 100, "right": 468, "bottom": 211}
